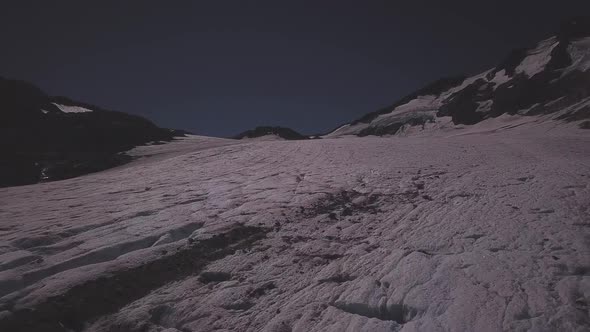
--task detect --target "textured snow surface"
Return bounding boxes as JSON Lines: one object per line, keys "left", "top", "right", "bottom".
{"left": 0, "top": 120, "right": 589, "bottom": 331}
{"left": 52, "top": 103, "right": 94, "bottom": 113}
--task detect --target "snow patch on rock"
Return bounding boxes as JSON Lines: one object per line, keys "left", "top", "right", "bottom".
{"left": 515, "top": 37, "right": 559, "bottom": 78}
{"left": 51, "top": 103, "right": 94, "bottom": 113}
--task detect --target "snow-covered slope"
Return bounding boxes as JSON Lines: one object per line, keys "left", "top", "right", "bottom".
{"left": 0, "top": 118, "right": 588, "bottom": 331}
{"left": 325, "top": 17, "right": 590, "bottom": 138}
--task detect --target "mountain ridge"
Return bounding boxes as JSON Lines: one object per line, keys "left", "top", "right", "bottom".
{"left": 325, "top": 16, "right": 590, "bottom": 137}
{"left": 0, "top": 76, "right": 186, "bottom": 187}
{"left": 233, "top": 126, "right": 308, "bottom": 140}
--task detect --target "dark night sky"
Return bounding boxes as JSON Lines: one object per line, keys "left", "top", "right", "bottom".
{"left": 2, "top": 1, "right": 590, "bottom": 137}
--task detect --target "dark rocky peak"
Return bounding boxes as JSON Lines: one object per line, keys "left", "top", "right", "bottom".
{"left": 492, "top": 48, "right": 529, "bottom": 77}
{"left": 234, "top": 126, "right": 308, "bottom": 140}
{"left": 558, "top": 16, "right": 590, "bottom": 41}
{"left": 0, "top": 77, "right": 49, "bottom": 122}
{"left": 0, "top": 76, "right": 185, "bottom": 187}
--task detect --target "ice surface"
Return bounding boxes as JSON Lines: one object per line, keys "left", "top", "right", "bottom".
{"left": 0, "top": 117, "right": 588, "bottom": 331}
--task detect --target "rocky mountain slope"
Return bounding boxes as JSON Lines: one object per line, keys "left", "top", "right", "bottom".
{"left": 0, "top": 77, "right": 185, "bottom": 187}
{"left": 325, "top": 17, "right": 590, "bottom": 137}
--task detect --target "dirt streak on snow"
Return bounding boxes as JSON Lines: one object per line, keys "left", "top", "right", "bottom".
{"left": 0, "top": 120, "right": 589, "bottom": 332}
